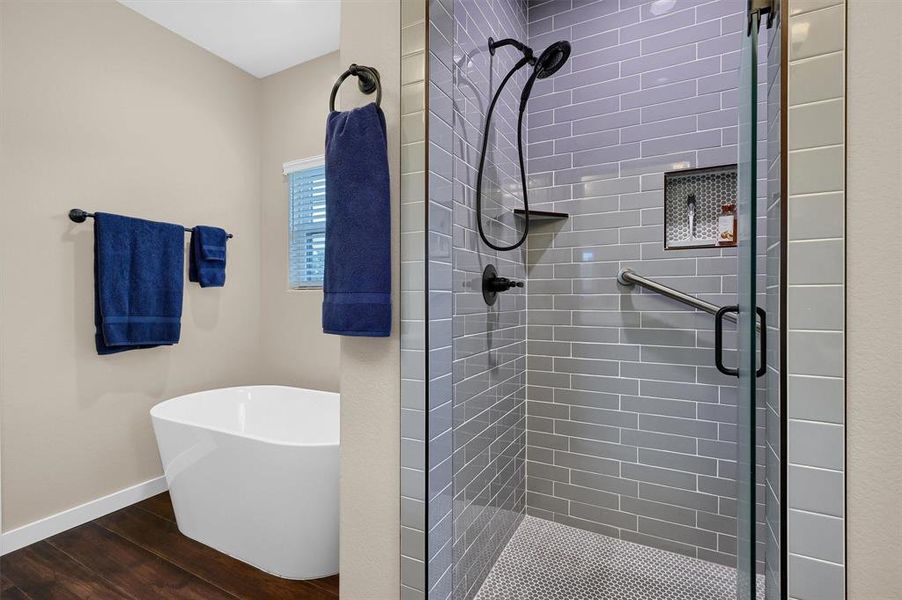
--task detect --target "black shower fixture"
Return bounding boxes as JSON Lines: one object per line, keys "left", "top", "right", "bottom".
{"left": 475, "top": 37, "right": 571, "bottom": 252}
{"left": 534, "top": 41, "right": 571, "bottom": 79}
{"left": 482, "top": 264, "right": 524, "bottom": 306}
{"left": 487, "top": 37, "right": 534, "bottom": 60}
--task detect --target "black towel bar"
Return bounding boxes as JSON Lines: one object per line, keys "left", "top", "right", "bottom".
{"left": 68, "top": 208, "right": 233, "bottom": 239}
{"left": 329, "top": 63, "right": 381, "bottom": 112}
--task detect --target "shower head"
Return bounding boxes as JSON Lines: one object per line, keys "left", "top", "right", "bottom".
{"left": 534, "top": 41, "right": 571, "bottom": 79}
{"left": 518, "top": 40, "right": 572, "bottom": 112}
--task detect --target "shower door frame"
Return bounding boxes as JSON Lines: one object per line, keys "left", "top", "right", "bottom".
{"left": 729, "top": 2, "right": 790, "bottom": 598}
{"left": 775, "top": 1, "right": 788, "bottom": 597}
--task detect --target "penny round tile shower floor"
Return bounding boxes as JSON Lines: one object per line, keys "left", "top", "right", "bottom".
{"left": 474, "top": 516, "right": 766, "bottom": 600}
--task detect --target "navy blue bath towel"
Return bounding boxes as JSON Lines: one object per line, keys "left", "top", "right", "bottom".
{"left": 94, "top": 213, "right": 185, "bottom": 355}
{"left": 188, "top": 225, "right": 227, "bottom": 287}
{"left": 322, "top": 102, "right": 391, "bottom": 337}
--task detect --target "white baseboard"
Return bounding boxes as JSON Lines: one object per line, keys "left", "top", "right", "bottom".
{"left": 0, "top": 475, "right": 168, "bottom": 555}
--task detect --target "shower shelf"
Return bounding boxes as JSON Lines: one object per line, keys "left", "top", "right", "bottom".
{"left": 513, "top": 209, "right": 569, "bottom": 222}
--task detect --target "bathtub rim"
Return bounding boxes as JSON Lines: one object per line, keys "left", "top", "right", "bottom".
{"left": 150, "top": 384, "right": 339, "bottom": 449}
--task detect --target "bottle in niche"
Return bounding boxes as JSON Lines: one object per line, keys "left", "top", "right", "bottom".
{"left": 686, "top": 193, "right": 696, "bottom": 242}
{"left": 716, "top": 203, "right": 737, "bottom": 246}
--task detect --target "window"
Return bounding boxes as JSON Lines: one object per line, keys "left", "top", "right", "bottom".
{"left": 284, "top": 156, "right": 326, "bottom": 288}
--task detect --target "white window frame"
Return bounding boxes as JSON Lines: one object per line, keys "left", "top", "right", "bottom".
{"left": 284, "top": 155, "right": 326, "bottom": 290}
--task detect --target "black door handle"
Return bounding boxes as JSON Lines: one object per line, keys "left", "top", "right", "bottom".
{"left": 756, "top": 307, "right": 767, "bottom": 378}
{"left": 715, "top": 305, "right": 767, "bottom": 378}
{"left": 715, "top": 305, "right": 739, "bottom": 377}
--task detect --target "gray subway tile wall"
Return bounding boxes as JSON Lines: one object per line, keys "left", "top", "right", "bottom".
{"left": 427, "top": 0, "right": 458, "bottom": 598}
{"left": 784, "top": 3, "right": 846, "bottom": 596}
{"left": 422, "top": 1, "right": 794, "bottom": 597}
{"left": 415, "top": 2, "right": 850, "bottom": 599}
{"left": 447, "top": 0, "right": 530, "bottom": 598}
{"left": 522, "top": 0, "right": 769, "bottom": 571}
{"left": 401, "top": 1, "right": 428, "bottom": 598}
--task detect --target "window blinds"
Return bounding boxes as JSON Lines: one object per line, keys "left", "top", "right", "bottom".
{"left": 288, "top": 164, "right": 327, "bottom": 288}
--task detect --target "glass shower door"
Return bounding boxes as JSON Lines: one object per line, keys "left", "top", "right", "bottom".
{"left": 736, "top": 8, "right": 763, "bottom": 600}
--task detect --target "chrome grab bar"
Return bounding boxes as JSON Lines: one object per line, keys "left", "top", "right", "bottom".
{"left": 617, "top": 268, "right": 740, "bottom": 326}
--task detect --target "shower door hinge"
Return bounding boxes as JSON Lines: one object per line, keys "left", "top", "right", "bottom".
{"left": 748, "top": 0, "right": 776, "bottom": 33}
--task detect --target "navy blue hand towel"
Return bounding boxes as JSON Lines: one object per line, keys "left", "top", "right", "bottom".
{"left": 94, "top": 212, "right": 184, "bottom": 355}
{"left": 322, "top": 102, "right": 391, "bottom": 337}
{"left": 188, "top": 225, "right": 227, "bottom": 288}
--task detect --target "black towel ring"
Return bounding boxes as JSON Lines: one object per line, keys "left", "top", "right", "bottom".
{"left": 329, "top": 64, "right": 381, "bottom": 112}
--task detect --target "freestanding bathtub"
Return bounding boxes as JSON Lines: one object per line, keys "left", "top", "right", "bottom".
{"left": 150, "top": 385, "right": 339, "bottom": 579}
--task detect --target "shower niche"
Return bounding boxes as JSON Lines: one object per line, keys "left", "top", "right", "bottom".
{"left": 664, "top": 164, "right": 738, "bottom": 250}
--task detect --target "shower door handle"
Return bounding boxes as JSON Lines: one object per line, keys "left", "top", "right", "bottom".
{"left": 755, "top": 307, "right": 767, "bottom": 378}
{"left": 714, "top": 305, "right": 767, "bottom": 377}
{"left": 714, "top": 305, "right": 739, "bottom": 377}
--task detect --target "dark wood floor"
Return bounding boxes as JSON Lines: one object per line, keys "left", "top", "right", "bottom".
{"left": 1, "top": 492, "right": 339, "bottom": 599}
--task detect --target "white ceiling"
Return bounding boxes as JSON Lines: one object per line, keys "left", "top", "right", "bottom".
{"left": 118, "top": 1, "right": 340, "bottom": 79}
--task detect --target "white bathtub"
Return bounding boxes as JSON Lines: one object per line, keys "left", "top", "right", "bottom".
{"left": 150, "top": 385, "right": 339, "bottom": 579}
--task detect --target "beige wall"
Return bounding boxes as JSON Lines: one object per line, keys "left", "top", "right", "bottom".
{"left": 846, "top": 1, "right": 902, "bottom": 596}
{"left": 260, "top": 53, "right": 342, "bottom": 392}
{"left": 0, "top": 0, "right": 344, "bottom": 533}
{"left": 337, "top": 1, "right": 401, "bottom": 597}
{"left": 0, "top": 0, "right": 263, "bottom": 530}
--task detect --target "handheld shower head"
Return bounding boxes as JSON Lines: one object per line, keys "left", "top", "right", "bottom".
{"left": 476, "top": 36, "right": 572, "bottom": 252}
{"left": 535, "top": 41, "right": 571, "bottom": 79}
{"left": 519, "top": 41, "right": 572, "bottom": 112}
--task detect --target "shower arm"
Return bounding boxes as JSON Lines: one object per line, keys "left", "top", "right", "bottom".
{"left": 488, "top": 37, "right": 535, "bottom": 64}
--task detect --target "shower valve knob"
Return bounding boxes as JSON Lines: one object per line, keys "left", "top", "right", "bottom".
{"left": 489, "top": 277, "right": 523, "bottom": 292}
{"left": 482, "top": 264, "right": 523, "bottom": 306}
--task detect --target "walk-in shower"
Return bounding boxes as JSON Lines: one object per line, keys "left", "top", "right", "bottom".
{"left": 401, "top": 0, "right": 786, "bottom": 598}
